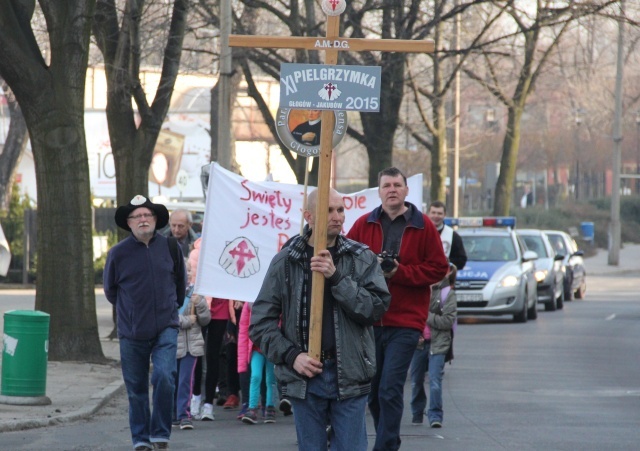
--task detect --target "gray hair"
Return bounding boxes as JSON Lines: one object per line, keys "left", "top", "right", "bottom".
{"left": 171, "top": 209, "right": 193, "bottom": 224}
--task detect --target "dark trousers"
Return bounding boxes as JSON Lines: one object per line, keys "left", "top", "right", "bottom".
{"left": 204, "top": 319, "right": 227, "bottom": 404}
{"left": 369, "top": 326, "right": 421, "bottom": 451}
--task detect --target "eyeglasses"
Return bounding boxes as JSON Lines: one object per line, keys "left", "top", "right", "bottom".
{"left": 128, "top": 213, "right": 155, "bottom": 220}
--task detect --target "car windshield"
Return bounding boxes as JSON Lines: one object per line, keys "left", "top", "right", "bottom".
{"left": 547, "top": 234, "right": 567, "bottom": 256}
{"left": 461, "top": 235, "right": 517, "bottom": 262}
{"left": 522, "top": 236, "right": 548, "bottom": 258}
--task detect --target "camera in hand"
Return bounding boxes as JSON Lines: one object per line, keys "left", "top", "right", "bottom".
{"left": 378, "top": 251, "right": 399, "bottom": 272}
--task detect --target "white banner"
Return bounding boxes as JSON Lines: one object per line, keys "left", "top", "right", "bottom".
{"left": 194, "top": 163, "right": 423, "bottom": 302}
{"left": 0, "top": 222, "right": 11, "bottom": 277}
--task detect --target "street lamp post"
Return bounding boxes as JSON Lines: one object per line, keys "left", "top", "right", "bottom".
{"left": 636, "top": 110, "right": 640, "bottom": 193}
{"left": 574, "top": 109, "right": 583, "bottom": 200}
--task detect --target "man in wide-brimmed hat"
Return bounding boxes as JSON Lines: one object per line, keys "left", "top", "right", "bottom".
{"left": 104, "top": 195, "right": 186, "bottom": 451}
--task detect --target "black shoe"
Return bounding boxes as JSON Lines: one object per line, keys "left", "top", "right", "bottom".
{"left": 430, "top": 420, "right": 442, "bottom": 428}
{"left": 279, "top": 398, "right": 293, "bottom": 416}
{"left": 412, "top": 414, "right": 423, "bottom": 425}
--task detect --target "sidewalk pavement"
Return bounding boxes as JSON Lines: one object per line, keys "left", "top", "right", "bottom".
{"left": 1, "top": 243, "right": 639, "bottom": 434}
{"left": 0, "top": 339, "right": 122, "bottom": 433}
{"left": 580, "top": 242, "right": 640, "bottom": 276}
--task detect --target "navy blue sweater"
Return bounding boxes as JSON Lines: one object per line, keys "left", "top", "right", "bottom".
{"left": 104, "top": 233, "right": 185, "bottom": 340}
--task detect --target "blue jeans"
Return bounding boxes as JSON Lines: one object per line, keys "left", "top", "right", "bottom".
{"left": 175, "top": 353, "right": 197, "bottom": 420}
{"left": 427, "top": 353, "right": 446, "bottom": 424}
{"left": 120, "top": 327, "right": 178, "bottom": 449}
{"left": 289, "top": 359, "right": 368, "bottom": 451}
{"left": 409, "top": 341, "right": 430, "bottom": 418}
{"left": 370, "top": 326, "right": 421, "bottom": 451}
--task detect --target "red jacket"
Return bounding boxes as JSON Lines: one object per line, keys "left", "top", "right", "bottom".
{"left": 346, "top": 203, "right": 448, "bottom": 331}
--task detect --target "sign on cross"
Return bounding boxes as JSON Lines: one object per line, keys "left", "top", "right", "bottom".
{"left": 229, "top": 2, "right": 435, "bottom": 361}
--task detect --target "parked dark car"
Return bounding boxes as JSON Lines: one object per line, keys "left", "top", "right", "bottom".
{"left": 544, "top": 230, "right": 587, "bottom": 300}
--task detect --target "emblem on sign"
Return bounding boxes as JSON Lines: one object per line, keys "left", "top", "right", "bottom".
{"left": 319, "top": 83, "right": 341, "bottom": 101}
{"left": 219, "top": 237, "right": 260, "bottom": 278}
{"left": 276, "top": 108, "right": 348, "bottom": 157}
{"left": 321, "top": 0, "right": 346, "bottom": 16}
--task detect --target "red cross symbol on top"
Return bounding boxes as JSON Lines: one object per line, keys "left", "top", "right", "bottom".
{"left": 328, "top": 0, "right": 340, "bottom": 11}
{"left": 324, "top": 83, "right": 337, "bottom": 99}
{"left": 228, "top": 239, "right": 256, "bottom": 273}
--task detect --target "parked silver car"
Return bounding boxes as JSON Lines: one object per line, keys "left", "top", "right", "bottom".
{"left": 516, "top": 229, "right": 565, "bottom": 311}
{"left": 544, "top": 230, "right": 587, "bottom": 300}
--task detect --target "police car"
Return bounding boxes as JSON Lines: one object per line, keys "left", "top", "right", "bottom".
{"left": 445, "top": 217, "right": 538, "bottom": 323}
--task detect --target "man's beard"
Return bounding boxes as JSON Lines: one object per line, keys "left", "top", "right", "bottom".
{"left": 133, "top": 228, "right": 154, "bottom": 242}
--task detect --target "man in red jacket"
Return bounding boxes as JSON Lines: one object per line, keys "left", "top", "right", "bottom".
{"left": 347, "top": 167, "right": 448, "bottom": 451}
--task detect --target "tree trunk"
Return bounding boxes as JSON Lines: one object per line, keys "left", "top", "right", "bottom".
{"left": 30, "top": 105, "right": 105, "bottom": 361}
{"left": 94, "top": 0, "right": 189, "bottom": 207}
{"left": 210, "top": 71, "right": 242, "bottom": 174}
{"left": 0, "top": 0, "right": 104, "bottom": 361}
{"left": 0, "top": 82, "right": 28, "bottom": 211}
{"left": 493, "top": 106, "right": 524, "bottom": 216}
{"left": 361, "top": 53, "right": 406, "bottom": 187}
{"left": 430, "top": 100, "right": 448, "bottom": 204}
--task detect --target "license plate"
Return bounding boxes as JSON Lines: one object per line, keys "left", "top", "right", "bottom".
{"left": 457, "top": 293, "right": 483, "bottom": 302}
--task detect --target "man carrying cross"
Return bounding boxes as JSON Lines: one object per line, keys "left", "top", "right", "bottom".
{"left": 228, "top": 3, "right": 436, "bottom": 449}
{"left": 250, "top": 188, "right": 390, "bottom": 450}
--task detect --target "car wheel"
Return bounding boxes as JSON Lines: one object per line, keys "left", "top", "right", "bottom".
{"left": 556, "top": 286, "right": 565, "bottom": 310}
{"left": 527, "top": 291, "right": 538, "bottom": 320}
{"left": 575, "top": 279, "right": 587, "bottom": 299}
{"left": 544, "top": 293, "right": 557, "bottom": 312}
{"left": 564, "top": 287, "right": 573, "bottom": 301}
{"left": 564, "top": 274, "right": 573, "bottom": 301}
{"left": 513, "top": 291, "right": 528, "bottom": 323}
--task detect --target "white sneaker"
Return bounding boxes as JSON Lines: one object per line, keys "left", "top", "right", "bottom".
{"left": 190, "top": 395, "right": 202, "bottom": 420}
{"left": 200, "top": 403, "right": 215, "bottom": 421}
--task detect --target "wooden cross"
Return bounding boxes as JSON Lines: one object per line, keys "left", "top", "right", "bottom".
{"left": 229, "top": 7, "right": 434, "bottom": 361}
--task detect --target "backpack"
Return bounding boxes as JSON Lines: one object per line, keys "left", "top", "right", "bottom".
{"left": 167, "top": 236, "right": 186, "bottom": 308}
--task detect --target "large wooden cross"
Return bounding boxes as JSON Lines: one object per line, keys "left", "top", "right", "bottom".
{"left": 230, "top": 6, "right": 434, "bottom": 361}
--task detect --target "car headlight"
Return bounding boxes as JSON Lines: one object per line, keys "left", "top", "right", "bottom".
{"left": 534, "top": 269, "right": 548, "bottom": 283}
{"left": 499, "top": 275, "right": 519, "bottom": 287}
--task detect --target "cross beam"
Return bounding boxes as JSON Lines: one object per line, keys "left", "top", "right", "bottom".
{"left": 229, "top": 35, "right": 435, "bottom": 53}
{"left": 230, "top": 13, "right": 434, "bottom": 361}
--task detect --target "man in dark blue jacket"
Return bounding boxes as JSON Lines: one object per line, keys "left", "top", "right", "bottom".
{"left": 104, "top": 195, "right": 186, "bottom": 451}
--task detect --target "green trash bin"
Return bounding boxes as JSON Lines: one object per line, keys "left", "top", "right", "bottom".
{"left": 1, "top": 310, "right": 50, "bottom": 398}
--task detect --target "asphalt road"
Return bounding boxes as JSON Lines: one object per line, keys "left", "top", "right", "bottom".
{"left": 1, "top": 273, "right": 640, "bottom": 450}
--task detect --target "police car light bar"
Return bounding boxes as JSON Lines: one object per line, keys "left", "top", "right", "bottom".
{"left": 444, "top": 217, "right": 517, "bottom": 228}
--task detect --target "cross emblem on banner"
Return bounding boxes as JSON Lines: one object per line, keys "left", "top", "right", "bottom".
{"left": 324, "top": 83, "right": 337, "bottom": 100}
{"left": 229, "top": 240, "right": 256, "bottom": 273}
{"left": 229, "top": 5, "right": 434, "bottom": 360}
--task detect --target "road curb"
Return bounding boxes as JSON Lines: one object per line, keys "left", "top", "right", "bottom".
{"left": 0, "top": 379, "right": 125, "bottom": 433}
